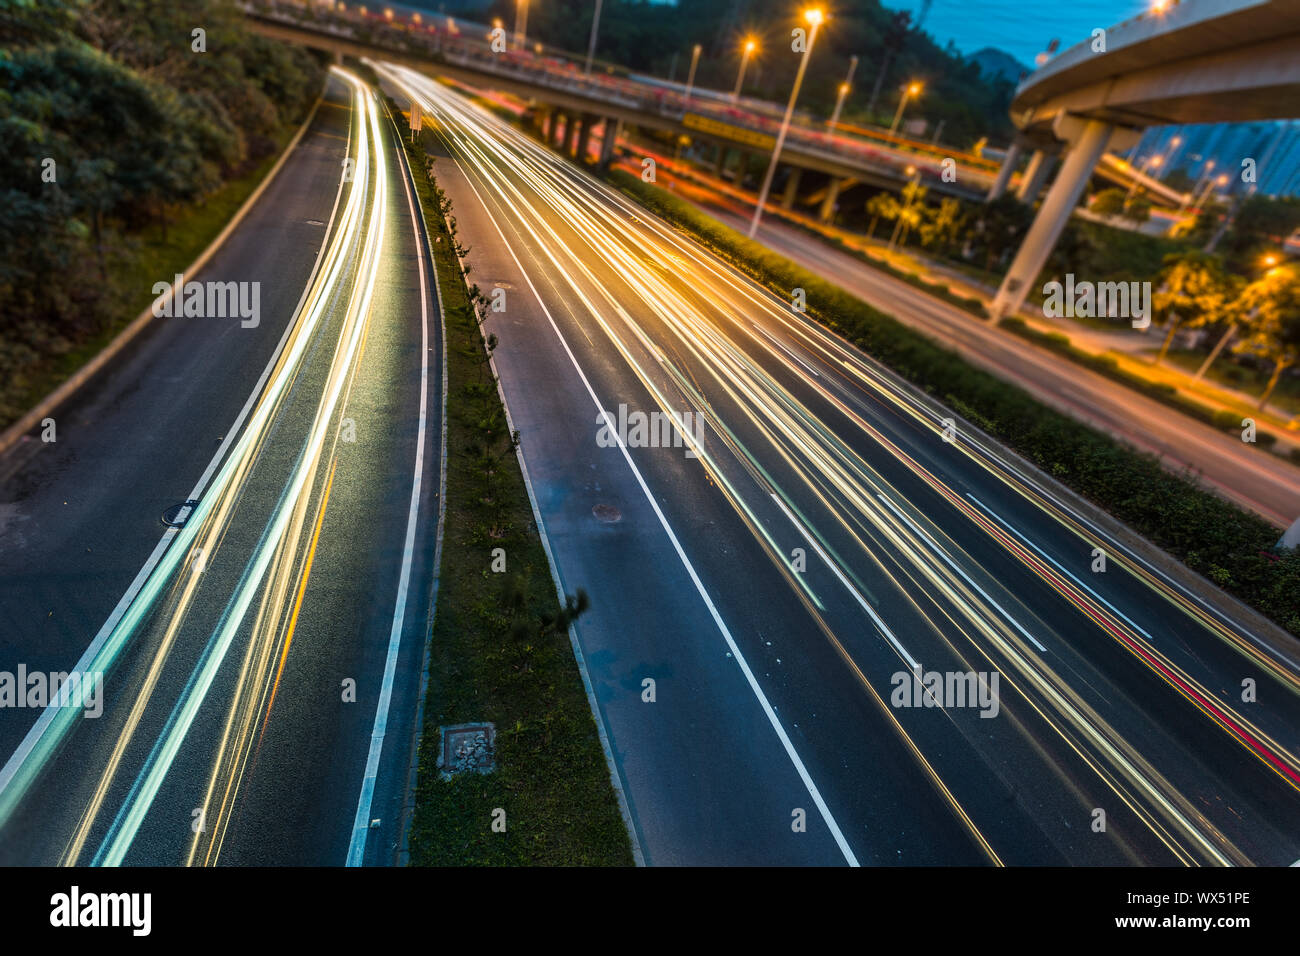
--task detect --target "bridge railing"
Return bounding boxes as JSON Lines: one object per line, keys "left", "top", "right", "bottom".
{"left": 246, "top": 0, "right": 991, "bottom": 188}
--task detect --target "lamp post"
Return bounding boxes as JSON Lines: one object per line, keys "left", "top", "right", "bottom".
{"left": 584, "top": 0, "right": 603, "bottom": 77}
{"left": 827, "top": 54, "right": 857, "bottom": 129}
{"left": 682, "top": 43, "right": 702, "bottom": 110}
{"left": 732, "top": 38, "right": 757, "bottom": 102}
{"left": 748, "top": 7, "right": 824, "bottom": 239}
{"left": 889, "top": 81, "right": 921, "bottom": 137}
{"left": 888, "top": 164, "right": 921, "bottom": 251}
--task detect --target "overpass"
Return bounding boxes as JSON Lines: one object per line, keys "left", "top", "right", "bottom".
{"left": 990, "top": 0, "right": 1300, "bottom": 320}
{"left": 241, "top": 0, "right": 993, "bottom": 210}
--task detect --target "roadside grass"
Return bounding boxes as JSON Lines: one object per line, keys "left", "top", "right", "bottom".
{"left": 391, "top": 105, "right": 633, "bottom": 866}
{"left": 603, "top": 167, "right": 1300, "bottom": 638}
{"left": 0, "top": 124, "right": 298, "bottom": 431}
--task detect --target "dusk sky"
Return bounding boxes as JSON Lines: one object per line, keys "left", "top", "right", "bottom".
{"left": 886, "top": 0, "right": 1154, "bottom": 64}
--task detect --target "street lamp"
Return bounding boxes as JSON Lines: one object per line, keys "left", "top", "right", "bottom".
{"left": 683, "top": 43, "right": 702, "bottom": 110}
{"left": 828, "top": 55, "right": 857, "bottom": 129}
{"left": 889, "top": 81, "right": 922, "bottom": 137}
{"left": 515, "top": 0, "right": 529, "bottom": 50}
{"left": 732, "top": 38, "right": 757, "bottom": 102}
{"left": 748, "top": 7, "right": 825, "bottom": 238}
{"left": 888, "top": 164, "right": 921, "bottom": 251}
{"left": 584, "top": 0, "right": 604, "bottom": 77}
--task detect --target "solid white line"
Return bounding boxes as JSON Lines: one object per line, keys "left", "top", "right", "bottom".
{"left": 876, "top": 493, "right": 1047, "bottom": 653}
{"left": 345, "top": 108, "right": 432, "bottom": 868}
{"left": 768, "top": 492, "right": 919, "bottom": 671}
{"left": 0, "top": 79, "right": 352, "bottom": 805}
{"left": 434, "top": 155, "right": 861, "bottom": 865}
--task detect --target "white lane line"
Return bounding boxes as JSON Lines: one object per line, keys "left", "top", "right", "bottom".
{"left": 345, "top": 109, "right": 433, "bottom": 868}
{"left": 432, "top": 109, "right": 860, "bottom": 866}
{"left": 877, "top": 494, "right": 1047, "bottom": 653}
{"left": 769, "top": 492, "right": 918, "bottom": 671}
{"left": 751, "top": 323, "right": 821, "bottom": 378}
{"left": 966, "top": 492, "right": 1157, "bottom": 646}
{"left": 0, "top": 79, "right": 353, "bottom": 807}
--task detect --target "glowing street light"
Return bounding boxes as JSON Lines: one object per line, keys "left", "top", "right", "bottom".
{"left": 828, "top": 54, "right": 858, "bottom": 129}
{"left": 889, "top": 80, "right": 922, "bottom": 137}
{"left": 748, "top": 7, "right": 825, "bottom": 238}
{"left": 732, "top": 37, "right": 758, "bottom": 102}
{"left": 515, "top": 0, "right": 530, "bottom": 50}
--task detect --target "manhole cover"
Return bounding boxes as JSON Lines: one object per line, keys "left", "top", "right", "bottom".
{"left": 161, "top": 499, "right": 199, "bottom": 528}
{"left": 437, "top": 722, "right": 496, "bottom": 780}
{"left": 592, "top": 504, "right": 622, "bottom": 523}
{"left": 305, "top": 219, "right": 325, "bottom": 226}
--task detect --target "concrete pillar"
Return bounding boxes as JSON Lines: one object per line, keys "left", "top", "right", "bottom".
{"left": 715, "top": 145, "right": 731, "bottom": 177}
{"left": 565, "top": 113, "right": 580, "bottom": 156}
{"left": 986, "top": 141, "right": 1023, "bottom": 202}
{"left": 990, "top": 119, "right": 1113, "bottom": 321}
{"left": 780, "top": 167, "right": 803, "bottom": 210}
{"left": 542, "top": 109, "right": 555, "bottom": 142}
{"left": 598, "top": 117, "right": 620, "bottom": 169}
{"left": 819, "top": 176, "right": 845, "bottom": 223}
{"left": 577, "top": 114, "right": 595, "bottom": 163}
{"left": 1015, "top": 149, "right": 1056, "bottom": 204}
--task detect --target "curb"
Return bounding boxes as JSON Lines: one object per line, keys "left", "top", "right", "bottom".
{"left": 0, "top": 93, "right": 325, "bottom": 458}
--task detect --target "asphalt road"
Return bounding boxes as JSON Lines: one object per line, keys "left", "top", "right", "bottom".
{"left": 636, "top": 158, "right": 1300, "bottom": 529}
{"left": 0, "top": 70, "right": 442, "bottom": 866}
{"left": 382, "top": 63, "right": 1300, "bottom": 866}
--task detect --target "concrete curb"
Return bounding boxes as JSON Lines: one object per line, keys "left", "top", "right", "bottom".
{"left": 0, "top": 93, "right": 325, "bottom": 458}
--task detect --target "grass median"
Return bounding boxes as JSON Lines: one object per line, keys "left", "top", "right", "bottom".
{"left": 391, "top": 105, "right": 634, "bottom": 866}
{"left": 603, "top": 167, "right": 1300, "bottom": 638}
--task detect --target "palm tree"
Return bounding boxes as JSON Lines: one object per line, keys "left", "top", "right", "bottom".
{"left": 1231, "top": 264, "right": 1300, "bottom": 410}
{"left": 865, "top": 192, "right": 899, "bottom": 240}
{"left": 1151, "top": 250, "right": 1236, "bottom": 366}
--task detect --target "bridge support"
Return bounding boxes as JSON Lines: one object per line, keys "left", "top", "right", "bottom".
{"left": 990, "top": 118, "right": 1117, "bottom": 322}
{"left": 986, "top": 141, "right": 1023, "bottom": 201}
{"left": 577, "top": 114, "right": 594, "bottom": 162}
{"left": 1016, "top": 149, "right": 1057, "bottom": 204}
{"left": 565, "top": 113, "right": 580, "bottom": 157}
{"left": 819, "top": 176, "right": 846, "bottom": 223}
{"left": 781, "top": 167, "right": 803, "bottom": 210}
{"left": 542, "top": 109, "right": 555, "bottom": 142}
{"left": 715, "top": 146, "right": 732, "bottom": 178}
{"left": 598, "top": 117, "right": 620, "bottom": 169}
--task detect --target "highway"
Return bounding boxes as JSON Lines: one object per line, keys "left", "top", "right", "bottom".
{"left": 640, "top": 164, "right": 1300, "bottom": 527}
{"left": 379, "top": 62, "right": 1300, "bottom": 866}
{"left": 0, "top": 70, "right": 442, "bottom": 866}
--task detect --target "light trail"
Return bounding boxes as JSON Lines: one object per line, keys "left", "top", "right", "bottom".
{"left": 383, "top": 63, "right": 1297, "bottom": 864}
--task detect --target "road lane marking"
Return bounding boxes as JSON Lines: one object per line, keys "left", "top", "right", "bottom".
{"left": 414, "top": 82, "right": 860, "bottom": 866}
{"left": 346, "top": 96, "right": 434, "bottom": 868}
{"left": 0, "top": 72, "right": 356, "bottom": 823}
{"left": 877, "top": 494, "right": 1046, "bottom": 653}
{"left": 769, "top": 492, "right": 918, "bottom": 671}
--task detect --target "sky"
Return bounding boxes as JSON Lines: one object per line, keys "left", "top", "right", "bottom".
{"left": 886, "top": 0, "right": 1154, "bottom": 65}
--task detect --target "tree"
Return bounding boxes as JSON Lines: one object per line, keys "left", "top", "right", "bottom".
{"left": 1151, "top": 251, "right": 1237, "bottom": 365}
{"left": 1231, "top": 265, "right": 1300, "bottom": 410}
{"left": 865, "top": 192, "right": 899, "bottom": 240}
{"left": 1091, "top": 188, "right": 1127, "bottom": 218}
{"left": 918, "top": 197, "right": 965, "bottom": 257}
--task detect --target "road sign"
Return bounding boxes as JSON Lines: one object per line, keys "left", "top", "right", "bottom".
{"left": 682, "top": 112, "right": 775, "bottom": 152}
{"left": 409, "top": 102, "right": 423, "bottom": 133}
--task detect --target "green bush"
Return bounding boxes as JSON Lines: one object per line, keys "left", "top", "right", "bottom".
{"left": 607, "top": 168, "right": 1300, "bottom": 636}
